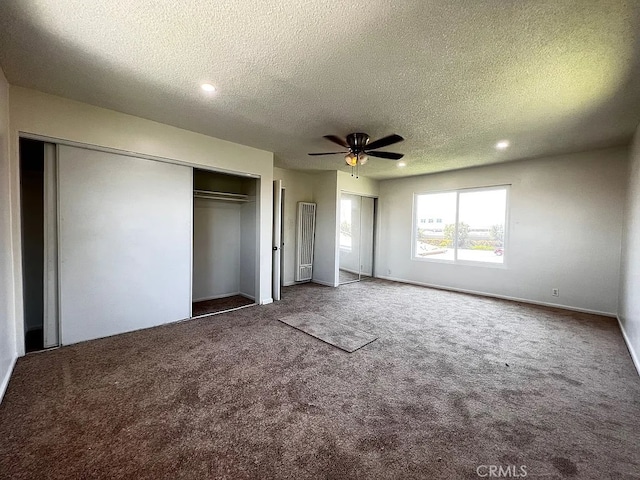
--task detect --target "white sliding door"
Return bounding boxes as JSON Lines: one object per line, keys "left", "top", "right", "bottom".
{"left": 43, "top": 143, "right": 59, "bottom": 348}
{"left": 360, "top": 196, "right": 375, "bottom": 277}
{"left": 58, "top": 146, "right": 192, "bottom": 344}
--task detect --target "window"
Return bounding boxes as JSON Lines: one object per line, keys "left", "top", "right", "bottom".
{"left": 340, "top": 198, "right": 352, "bottom": 250}
{"left": 413, "top": 186, "right": 508, "bottom": 264}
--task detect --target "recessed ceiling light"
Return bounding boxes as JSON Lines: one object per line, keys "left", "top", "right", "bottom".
{"left": 495, "top": 140, "right": 510, "bottom": 150}
{"left": 398, "top": 161, "right": 407, "bottom": 167}
{"left": 201, "top": 83, "right": 216, "bottom": 93}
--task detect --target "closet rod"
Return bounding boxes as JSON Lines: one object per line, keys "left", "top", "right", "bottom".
{"left": 193, "top": 190, "right": 252, "bottom": 202}
{"left": 193, "top": 194, "right": 248, "bottom": 202}
{"left": 193, "top": 189, "right": 247, "bottom": 198}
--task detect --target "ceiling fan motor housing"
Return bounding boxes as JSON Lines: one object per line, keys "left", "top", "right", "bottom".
{"left": 346, "top": 133, "right": 370, "bottom": 153}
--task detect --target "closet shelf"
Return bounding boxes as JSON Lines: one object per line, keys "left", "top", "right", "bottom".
{"left": 193, "top": 190, "right": 252, "bottom": 203}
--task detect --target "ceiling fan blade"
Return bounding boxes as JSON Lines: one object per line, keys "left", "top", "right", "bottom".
{"left": 366, "top": 150, "right": 404, "bottom": 160}
{"left": 323, "top": 135, "right": 349, "bottom": 148}
{"left": 365, "top": 134, "right": 404, "bottom": 151}
{"left": 308, "top": 151, "right": 348, "bottom": 156}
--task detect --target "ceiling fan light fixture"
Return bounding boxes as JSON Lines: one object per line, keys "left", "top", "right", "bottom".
{"left": 345, "top": 152, "right": 358, "bottom": 166}
{"left": 358, "top": 152, "right": 368, "bottom": 165}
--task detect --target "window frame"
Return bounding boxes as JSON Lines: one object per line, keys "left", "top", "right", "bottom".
{"left": 411, "top": 184, "right": 510, "bottom": 268}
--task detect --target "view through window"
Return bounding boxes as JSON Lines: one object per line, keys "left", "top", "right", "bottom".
{"left": 340, "top": 198, "right": 352, "bottom": 250}
{"left": 414, "top": 186, "right": 508, "bottom": 264}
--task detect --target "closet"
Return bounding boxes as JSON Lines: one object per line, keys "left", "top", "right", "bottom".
{"left": 20, "top": 138, "right": 59, "bottom": 352}
{"left": 339, "top": 193, "right": 376, "bottom": 284}
{"left": 192, "top": 169, "right": 257, "bottom": 316}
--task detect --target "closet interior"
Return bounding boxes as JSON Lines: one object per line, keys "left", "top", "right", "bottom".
{"left": 339, "top": 192, "right": 376, "bottom": 285}
{"left": 192, "top": 168, "right": 258, "bottom": 316}
{"left": 20, "top": 138, "right": 59, "bottom": 352}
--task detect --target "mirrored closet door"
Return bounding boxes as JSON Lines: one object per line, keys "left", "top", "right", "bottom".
{"left": 339, "top": 193, "right": 375, "bottom": 284}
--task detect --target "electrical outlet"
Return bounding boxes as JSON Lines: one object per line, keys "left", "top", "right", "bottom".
{"left": 387, "top": 269, "right": 391, "bottom": 275}
{"left": 552, "top": 288, "right": 559, "bottom": 297}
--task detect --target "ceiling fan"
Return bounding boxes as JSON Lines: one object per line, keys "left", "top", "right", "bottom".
{"left": 308, "top": 133, "right": 404, "bottom": 176}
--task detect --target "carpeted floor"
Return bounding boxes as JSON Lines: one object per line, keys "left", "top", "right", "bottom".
{"left": 1, "top": 279, "right": 639, "bottom": 479}
{"left": 192, "top": 295, "right": 255, "bottom": 317}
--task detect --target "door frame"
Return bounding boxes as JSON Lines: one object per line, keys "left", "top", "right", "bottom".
{"left": 272, "top": 179, "right": 283, "bottom": 301}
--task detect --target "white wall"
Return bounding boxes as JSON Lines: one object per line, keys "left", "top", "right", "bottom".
{"left": 193, "top": 200, "right": 241, "bottom": 301}
{"left": 0, "top": 67, "right": 16, "bottom": 401}
{"left": 272, "top": 168, "right": 315, "bottom": 286}
{"left": 378, "top": 148, "right": 628, "bottom": 315}
{"left": 8, "top": 86, "right": 274, "bottom": 355}
{"left": 337, "top": 171, "right": 379, "bottom": 197}
{"left": 311, "top": 171, "right": 339, "bottom": 286}
{"left": 619, "top": 126, "right": 640, "bottom": 373}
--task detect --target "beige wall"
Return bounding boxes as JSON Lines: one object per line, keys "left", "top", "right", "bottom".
{"left": 273, "top": 167, "right": 315, "bottom": 286}
{"left": 0, "top": 67, "right": 16, "bottom": 401}
{"left": 619, "top": 126, "right": 640, "bottom": 373}
{"left": 377, "top": 147, "right": 628, "bottom": 315}
{"left": 8, "top": 86, "right": 274, "bottom": 356}
{"left": 337, "top": 170, "right": 379, "bottom": 197}
{"left": 312, "top": 171, "right": 340, "bottom": 286}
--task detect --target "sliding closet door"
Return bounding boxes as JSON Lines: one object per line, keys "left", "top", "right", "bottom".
{"left": 339, "top": 193, "right": 362, "bottom": 284}
{"left": 58, "top": 146, "right": 192, "bottom": 344}
{"left": 339, "top": 193, "right": 375, "bottom": 283}
{"left": 360, "top": 196, "right": 375, "bottom": 277}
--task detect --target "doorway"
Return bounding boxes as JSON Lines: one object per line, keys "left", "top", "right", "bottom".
{"left": 272, "top": 181, "right": 286, "bottom": 301}
{"left": 339, "top": 192, "right": 376, "bottom": 284}
{"left": 192, "top": 168, "right": 258, "bottom": 316}
{"left": 19, "top": 138, "right": 59, "bottom": 352}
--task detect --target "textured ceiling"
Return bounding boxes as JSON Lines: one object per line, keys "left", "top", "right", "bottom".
{"left": 0, "top": 0, "right": 639, "bottom": 179}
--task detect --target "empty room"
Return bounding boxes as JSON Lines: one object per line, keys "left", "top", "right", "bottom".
{"left": 0, "top": 1, "right": 639, "bottom": 479}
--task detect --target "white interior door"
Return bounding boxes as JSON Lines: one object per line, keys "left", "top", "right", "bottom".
{"left": 58, "top": 146, "right": 192, "bottom": 344}
{"left": 272, "top": 180, "right": 282, "bottom": 301}
{"left": 42, "top": 142, "right": 58, "bottom": 348}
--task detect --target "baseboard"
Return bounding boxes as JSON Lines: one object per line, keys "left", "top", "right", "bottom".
{"left": 376, "top": 275, "right": 617, "bottom": 318}
{"left": 260, "top": 298, "right": 273, "bottom": 305}
{"left": 283, "top": 280, "right": 315, "bottom": 287}
{"left": 239, "top": 292, "right": 255, "bottom": 301}
{"left": 193, "top": 292, "right": 241, "bottom": 302}
{"left": 0, "top": 357, "right": 17, "bottom": 404}
{"left": 617, "top": 315, "right": 640, "bottom": 377}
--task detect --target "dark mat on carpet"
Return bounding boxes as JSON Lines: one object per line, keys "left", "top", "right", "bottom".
{"left": 279, "top": 312, "right": 377, "bottom": 352}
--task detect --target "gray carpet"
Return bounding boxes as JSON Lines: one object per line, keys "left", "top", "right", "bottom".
{"left": 1, "top": 279, "right": 639, "bottom": 479}
{"left": 279, "top": 312, "right": 377, "bottom": 352}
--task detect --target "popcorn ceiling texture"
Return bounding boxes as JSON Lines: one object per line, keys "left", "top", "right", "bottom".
{"left": 0, "top": 1, "right": 639, "bottom": 179}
